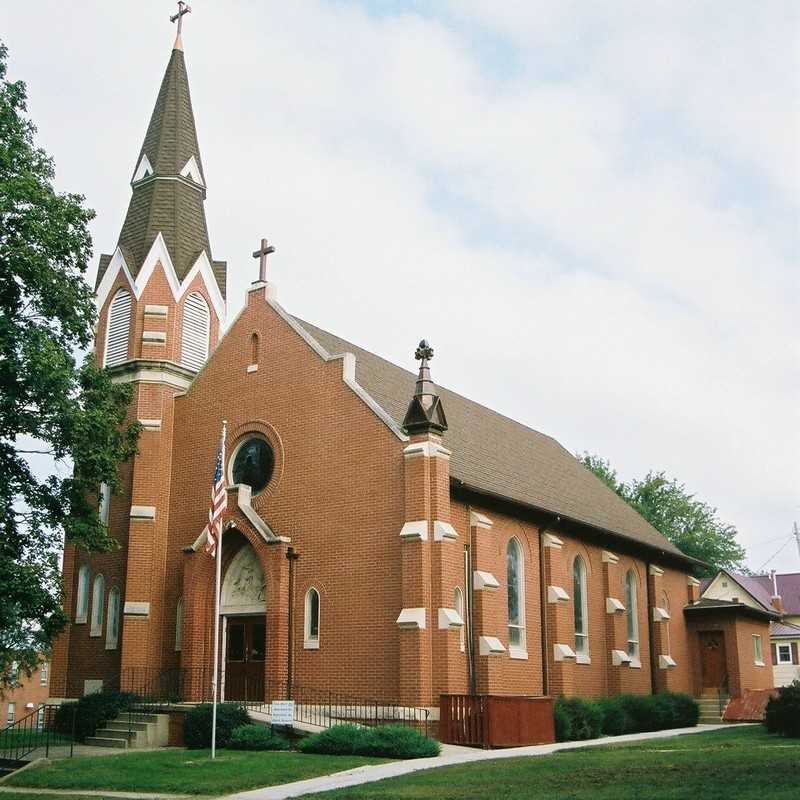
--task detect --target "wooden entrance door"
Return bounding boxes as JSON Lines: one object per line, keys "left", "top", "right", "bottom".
{"left": 225, "top": 616, "right": 266, "bottom": 701}
{"left": 699, "top": 631, "right": 727, "bottom": 688}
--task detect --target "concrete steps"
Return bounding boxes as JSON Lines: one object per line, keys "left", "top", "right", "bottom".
{"left": 696, "top": 692, "right": 730, "bottom": 724}
{"left": 85, "top": 711, "right": 170, "bottom": 750}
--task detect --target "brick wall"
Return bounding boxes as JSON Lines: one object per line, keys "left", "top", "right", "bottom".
{"left": 2, "top": 662, "right": 51, "bottom": 724}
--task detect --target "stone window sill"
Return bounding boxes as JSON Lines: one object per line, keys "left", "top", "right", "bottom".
{"left": 74, "top": 618, "right": 86, "bottom": 625}
{"left": 304, "top": 639, "right": 320, "bottom": 650}
{"left": 509, "top": 646, "right": 528, "bottom": 660}
{"left": 754, "top": 660, "right": 765, "bottom": 667}
{"left": 575, "top": 653, "right": 591, "bottom": 665}
{"left": 89, "top": 628, "right": 102, "bottom": 638}
{"left": 628, "top": 657, "right": 642, "bottom": 669}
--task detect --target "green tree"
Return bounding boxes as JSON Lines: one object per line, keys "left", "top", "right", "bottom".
{"left": 579, "top": 453, "right": 746, "bottom": 577}
{"left": 0, "top": 43, "right": 139, "bottom": 688}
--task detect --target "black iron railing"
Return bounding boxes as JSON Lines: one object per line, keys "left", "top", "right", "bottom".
{"left": 0, "top": 703, "right": 75, "bottom": 763}
{"left": 61, "top": 667, "right": 431, "bottom": 739}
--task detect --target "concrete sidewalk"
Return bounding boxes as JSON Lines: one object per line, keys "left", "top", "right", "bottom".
{"left": 222, "top": 723, "right": 751, "bottom": 800}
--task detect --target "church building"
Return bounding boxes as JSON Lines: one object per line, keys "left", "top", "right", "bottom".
{"left": 50, "top": 22, "right": 772, "bottom": 717}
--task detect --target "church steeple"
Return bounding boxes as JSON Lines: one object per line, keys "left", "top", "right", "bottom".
{"left": 402, "top": 340, "right": 448, "bottom": 436}
{"left": 96, "top": 20, "right": 226, "bottom": 298}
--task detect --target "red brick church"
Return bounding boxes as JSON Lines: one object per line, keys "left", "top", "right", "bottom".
{"left": 50, "top": 25, "right": 773, "bottom": 715}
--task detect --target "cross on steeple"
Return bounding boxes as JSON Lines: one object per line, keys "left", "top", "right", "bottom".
{"left": 170, "top": 2, "right": 191, "bottom": 49}
{"left": 252, "top": 238, "right": 275, "bottom": 283}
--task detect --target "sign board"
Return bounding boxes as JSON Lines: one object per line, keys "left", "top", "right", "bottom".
{"left": 271, "top": 700, "right": 295, "bottom": 727}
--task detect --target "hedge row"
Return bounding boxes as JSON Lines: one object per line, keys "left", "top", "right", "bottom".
{"left": 555, "top": 692, "right": 699, "bottom": 742}
{"left": 299, "top": 724, "right": 441, "bottom": 758}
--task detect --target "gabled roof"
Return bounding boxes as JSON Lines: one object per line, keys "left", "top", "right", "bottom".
{"left": 96, "top": 47, "right": 225, "bottom": 297}
{"left": 771, "top": 621, "right": 800, "bottom": 639}
{"left": 684, "top": 597, "right": 779, "bottom": 621}
{"left": 293, "top": 317, "right": 691, "bottom": 564}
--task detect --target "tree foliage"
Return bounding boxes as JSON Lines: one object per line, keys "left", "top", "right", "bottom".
{"left": 0, "top": 42, "right": 139, "bottom": 687}
{"left": 579, "top": 453, "right": 746, "bottom": 576}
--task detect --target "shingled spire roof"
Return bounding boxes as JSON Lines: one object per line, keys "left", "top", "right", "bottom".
{"left": 96, "top": 44, "right": 226, "bottom": 296}
{"left": 402, "top": 340, "right": 448, "bottom": 435}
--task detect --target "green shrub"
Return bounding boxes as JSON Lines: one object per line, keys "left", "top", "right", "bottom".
{"left": 184, "top": 703, "right": 250, "bottom": 749}
{"left": 355, "top": 725, "right": 440, "bottom": 758}
{"left": 652, "top": 693, "right": 699, "bottom": 729}
{"left": 554, "top": 697, "right": 602, "bottom": 741}
{"left": 298, "top": 724, "right": 438, "bottom": 758}
{"left": 53, "top": 691, "right": 139, "bottom": 742}
{"left": 298, "top": 724, "right": 369, "bottom": 755}
{"left": 619, "top": 694, "right": 658, "bottom": 733}
{"left": 553, "top": 702, "right": 572, "bottom": 742}
{"left": 596, "top": 696, "right": 633, "bottom": 736}
{"left": 228, "top": 724, "right": 291, "bottom": 751}
{"left": 765, "top": 680, "right": 800, "bottom": 738}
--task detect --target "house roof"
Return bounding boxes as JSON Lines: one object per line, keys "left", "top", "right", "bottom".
{"left": 751, "top": 573, "right": 800, "bottom": 616}
{"left": 771, "top": 621, "right": 800, "bottom": 639}
{"left": 293, "top": 317, "right": 692, "bottom": 565}
{"left": 684, "top": 598, "right": 779, "bottom": 621}
{"left": 96, "top": 47, "right": 226, "bottom": 297}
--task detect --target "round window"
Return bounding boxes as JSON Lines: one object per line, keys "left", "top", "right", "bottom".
{"left": 231, "top": 437, "right": 274, "bottom": 495}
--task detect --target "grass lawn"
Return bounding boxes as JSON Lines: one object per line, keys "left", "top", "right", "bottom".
{"left": 303, "top": 727, "right": 800, "bottom": 800}
{"left": 0, "top": 796, "right": 152, "bottom": 800}
{"left": 4, "top": 748, "right": 388, "bottom": 796}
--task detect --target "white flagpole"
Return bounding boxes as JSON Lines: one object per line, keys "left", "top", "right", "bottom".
{"left": 210, "top": 421, "right": 226, "bottom": 760}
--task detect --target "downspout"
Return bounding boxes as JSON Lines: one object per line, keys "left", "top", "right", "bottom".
{"left": 539, "top": 524, "right": 550, "bottom": 697}
{"left": 645, "top": 561, "right": 657, "bottom": 695}
{"left": 466, "top": 505, "right": 477, "bottom": 696}
{"left": 285, "top": 547, "right": 300, "bottom": 700}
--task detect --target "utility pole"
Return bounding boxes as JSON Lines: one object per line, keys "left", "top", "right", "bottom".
{"left": 794, "top": 521, "right": 800, "bottom": 561}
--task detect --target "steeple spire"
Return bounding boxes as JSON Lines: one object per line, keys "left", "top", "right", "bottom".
{"left": 402, "top": 340, "right": 448, "bottom": 436}
{"left": 96, "top": 18, "right": 226, "bottom": 299}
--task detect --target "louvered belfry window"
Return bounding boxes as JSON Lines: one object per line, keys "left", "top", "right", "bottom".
{"left": 104, "top": 288, "right": 132, "bottom": 367}
{"left": 181, "top": 292, "right": 210, "bottom": 371}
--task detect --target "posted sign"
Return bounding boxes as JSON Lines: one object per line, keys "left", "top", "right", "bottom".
{"left": 272, "top": 700, "right": 295, "bottom": 727}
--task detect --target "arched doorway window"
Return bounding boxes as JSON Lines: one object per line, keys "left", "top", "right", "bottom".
{"left": 304, "top": 588, "right": 320, "bottom": 649}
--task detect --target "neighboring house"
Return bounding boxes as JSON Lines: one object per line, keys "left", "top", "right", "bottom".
{"left": 1, "top": 661, "right": 50, "bottom": 728}
{"left": 700, "top": 571, "right": 800, "bottom": 687}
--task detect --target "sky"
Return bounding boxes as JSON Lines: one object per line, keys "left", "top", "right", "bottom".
{"left": 3, "top": 1, "right": 798, "bottom": 573}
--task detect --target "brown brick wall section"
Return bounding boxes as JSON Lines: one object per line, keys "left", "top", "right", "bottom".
{"left": 1, "top": 663, "right": 51, "bottom": 724}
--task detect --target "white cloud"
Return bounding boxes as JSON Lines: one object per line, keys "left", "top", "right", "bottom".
{"left": 3, "top": 0, "right": 797, "bottom": 571}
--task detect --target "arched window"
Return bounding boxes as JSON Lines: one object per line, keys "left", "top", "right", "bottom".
{"left": 625, "top": 570, "right": 639, "bottom": 661}
{"left": 304, "top": 588, "right": 320, "bottom": 649}
{"left": 90, "top": 575, "right": 105, "bottom": 637}
{"left": 250, "top": 332, "right": 260, "bottom": 365}
{"left": 573, "top": 556, "right": 589, "bottom": 656}
{"left": 181, "top": 292, "right": 210, "bottom": 371}
{"left": 98, "top": 482, "right": 111, "bottom": 526}
{"left": 454, "top": 587, "right": 465, "bottom": 652}
{"left": 104, "top": 288, "right": 132, "bottom": 367}
{"left": 76, "top": 565, "right": 91, "bottom": 623}
{"left": 662, "top": 591, "right": 670, "bottom": 656}
{"left": 105, "top": 587, "right": 120, "bottom": 650}
{"left": 175, "top": 598, "right": 183, "bottom": 652}
{"left": 507, "top": 539, "right": 525, "bottom": 651}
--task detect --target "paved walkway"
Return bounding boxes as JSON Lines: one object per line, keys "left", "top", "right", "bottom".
{"left": 0, "top": 788, "right": 191, "bottom": 799}
{"left": 222, "top": 723, "right": 752, "bottom": 800}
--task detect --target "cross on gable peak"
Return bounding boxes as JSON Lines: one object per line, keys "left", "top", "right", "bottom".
{"left": 252, "top": 238, "right": 276, "bottom": 283}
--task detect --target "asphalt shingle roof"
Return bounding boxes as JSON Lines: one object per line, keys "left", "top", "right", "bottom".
{"left": 294, "top": 317, "right": 690, "bottom": 564}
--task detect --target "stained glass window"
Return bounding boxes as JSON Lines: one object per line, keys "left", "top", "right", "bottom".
{"left": 231, "top": 437, "right": 274, "bottom": 494}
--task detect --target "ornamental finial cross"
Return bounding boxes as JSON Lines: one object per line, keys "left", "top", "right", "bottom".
{"left": 252, "top": 238, "right": 276, "bottom": 283}
{"left": 415, "top": 339, "right": 434, "bottom": 361}
{"left": 170, "top": 2, "right": 191, "bottom": 36}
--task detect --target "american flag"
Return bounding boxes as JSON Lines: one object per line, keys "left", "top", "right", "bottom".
{"left": 204, "top": 424, "right": 227, "bottom": 558}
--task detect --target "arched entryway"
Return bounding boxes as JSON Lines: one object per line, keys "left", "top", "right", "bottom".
{"left": 220, "top": 540, "right": 266, "bottom": 702}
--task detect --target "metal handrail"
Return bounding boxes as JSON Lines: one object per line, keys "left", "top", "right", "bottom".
{"left": 0, "top": 703, "right": 75, "bottom": 762}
